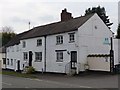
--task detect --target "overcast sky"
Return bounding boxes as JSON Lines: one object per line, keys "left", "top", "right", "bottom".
{"left": 1, "top": 0, "right": 119, "bottom": 34}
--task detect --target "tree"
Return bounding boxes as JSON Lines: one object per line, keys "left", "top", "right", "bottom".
{"left": 116, "top": 23, "right": 120, "bottom": 39}
{"left": 85, "top": 6, "right": 113, "bottom": 29}
{"left": 0, "top": 26, "right": 16, "bottom": 47}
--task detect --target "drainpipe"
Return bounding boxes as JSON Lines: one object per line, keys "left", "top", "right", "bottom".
{"left": 44, "top": 35, "right": 47, "bottom": 72}
{"left": 110, "top": 37, "right": 114, "bottom": 73}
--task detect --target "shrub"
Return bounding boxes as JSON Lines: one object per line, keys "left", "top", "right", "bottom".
{"left": 26, "top": 66, "right": 35, "bottom": 74}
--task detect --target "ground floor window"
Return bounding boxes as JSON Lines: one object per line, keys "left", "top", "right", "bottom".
{"left": 11, "top": 59, "right": 13, "bottom": 66}
{"left": 23, "top": 52, "right": 28, "bottom": 60}
{"left": 56, "top": 51, "right": 63, "bottom": 62}
{"left": 2, "top": 58, "right": 6, "bottom": 64}
{"left": 35, "top": 52, "right": 42, "bottom": 62}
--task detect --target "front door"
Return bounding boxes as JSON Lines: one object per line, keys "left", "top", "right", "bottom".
{"left": 17, "top": 60, "right": 20, "bottom": 72}
{"left": 71, "top": 51, "right": 77, "bottom": 69}
{"left": 29, "top": 51, "right": 33, "bottom": 66}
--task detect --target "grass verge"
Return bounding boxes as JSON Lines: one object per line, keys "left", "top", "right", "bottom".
{"left": 2, "top": 70, "right": 37, "bottom": 78}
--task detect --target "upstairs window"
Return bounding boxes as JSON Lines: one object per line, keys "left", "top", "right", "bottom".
{"left": 69, "top": 33, "right": 75, "bottom": 42}
{"left": 37, "top": 39, "right": 42, "bottom": 46}
{"left": 23, "top": 52, "right": 28, "bottom": 60}
{"left": 23, "top": 41, "right": 26, "bottom": 48}
{"left": 56, "top": 35, "right": 63, "bottom": 45}
{"left": 35, "top": 52, "right": 42, "bottom": 62}
{"left": 56, "top": 51, "right": 63, "bottom": 62}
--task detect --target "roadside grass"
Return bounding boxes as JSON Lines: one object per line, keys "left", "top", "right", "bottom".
{"left": 2, "top": 70, "right": 37, "bottom": 78}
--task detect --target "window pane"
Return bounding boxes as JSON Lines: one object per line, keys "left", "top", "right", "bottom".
{"left": 35, "top": 52, "right": 42, "bottom": 62}
{"left": 56, "top": 51, "right": 63, "bottom": 62}
{"left": 56, "top": 36, "right": 63, "bottom": 44}
{"left": 69, "top": 33, "right": 75, "bottom": 42}
{"left": 23, "top": 52, "right": 28, "bottom": 60}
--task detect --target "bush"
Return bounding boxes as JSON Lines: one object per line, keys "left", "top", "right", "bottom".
{"left": 26, "top": 66, "right": 35, "bottom": 74}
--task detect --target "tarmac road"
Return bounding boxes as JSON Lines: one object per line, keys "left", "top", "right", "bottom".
{"left": 2, "top": 72, "right": 119, "bottom": 89}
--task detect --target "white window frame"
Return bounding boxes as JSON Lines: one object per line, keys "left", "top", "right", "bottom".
{"left": 56, "top": 35, "right": 63, "bottom": 45}
{"left": 7, "top": 59, "right": 9, "bottom": 65}
{"left": 56, "top": 51, "right": 63, "bottom": 62}
{"left": 11, "top": 59, "right": 13, "bottom": 66}
{"left": 23, "top": 52, "right": 28, "bottom": 60}
{"left": 69, "top": 33, "right": 75, "bottom": 42}
{"left": 37, "top": 39, "right": 42, "bottom": 46}
{"left": 35, "top": 52, "right": 42, "bottom": 62}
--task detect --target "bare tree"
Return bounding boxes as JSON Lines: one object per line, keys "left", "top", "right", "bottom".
{"left": 1, "top": 26, "right": 14, "bottom": 33}
{"left": 0, "top": 26, "right": 16, "bottom": 46}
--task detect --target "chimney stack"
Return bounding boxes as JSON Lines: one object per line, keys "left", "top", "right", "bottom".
{"left": 61, "top": 8, "right": 73, "bottom": 21}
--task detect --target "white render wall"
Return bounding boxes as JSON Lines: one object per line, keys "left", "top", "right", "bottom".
{"left": 87, "top": 57, "right": 110, "bottom": 71}
{"left": 78, "top": 14, "right": 113, "bottom": 71}
{"left": 6, "top": 44, "right": 22, "bottom": 71}
{"left": 5, "top": 14, "right": 115, "bottom": 73}
{"left": 46, "top": 31, "right": 78, "bottom": 73}
{"left": 21, "top": 37, "right": 45, "bottom": 72}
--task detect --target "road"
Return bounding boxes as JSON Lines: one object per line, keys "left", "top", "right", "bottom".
{"left": 2, "top": 73, "right": 119, "bottom": 89}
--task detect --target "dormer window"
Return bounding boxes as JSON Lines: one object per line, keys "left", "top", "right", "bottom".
{"left": 56, "top": 35, "right": 63, "bottom": 45}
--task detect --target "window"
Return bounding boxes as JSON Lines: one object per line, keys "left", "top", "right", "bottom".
{"left": 23, "top": 52, "right": 28, "bottom": 60}
{"left": 56, "top": 51, "right": 63, "bottom": 62}
{"left": 16, "top": 46, "right": 19, "bottom": 52}
{"left": 2, "top": 58, "right": 6, "bottom": 64}
{"left": 7, "top": 59, "right": 9, "bottom": 65}
{"left": 37, "top": 39, "right": 42, "bottom": 46}
{"left": 23, "top": 41, "right": 26, "bottom": 48}
{"left": 69, "top": 33, "right": 75, "bottom": 42}
{"left": 56, "top": 35, "right": 63, "bottom": 44}
{"left": 35, "top": 52, "right": 42, "bottom": 62}
{"left": 11, "top": 59, "right": 13, "bottom": 66}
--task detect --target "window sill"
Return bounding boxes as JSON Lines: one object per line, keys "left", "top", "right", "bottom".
{"left": 69, "top": 41, "right": 75, "bottom": 43}
{"left": 56, "top": 60, "right": 63, "bottom": 62}
{"left": 56, "top": 43, "right": 63, "bottom": 45}
{"left": 34, "top": 60, "right": 42, "bottom": 62}
{"left": 37, "top": 45, "right": 42, "bottom": 47}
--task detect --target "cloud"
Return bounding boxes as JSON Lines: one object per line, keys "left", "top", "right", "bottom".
{"left": 1, "top": 0, "right": 118, "bottom": 34}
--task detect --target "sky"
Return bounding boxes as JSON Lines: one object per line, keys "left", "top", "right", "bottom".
{"left": 0, "top": 0, "right": 119, "bottom": 34}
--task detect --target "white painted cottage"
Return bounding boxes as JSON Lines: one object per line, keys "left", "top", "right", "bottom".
{"left": 5, "top": 9, "right": 118, "bottom": 74}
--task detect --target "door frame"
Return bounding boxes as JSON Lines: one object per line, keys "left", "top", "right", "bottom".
{"left": 70, "top": 51, "right": 77, "bottom": 69}
{"left": 29, "top": 51, "right": 33, "bottom": 66}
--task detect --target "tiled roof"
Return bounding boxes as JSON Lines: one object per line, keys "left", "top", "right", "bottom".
{"left": 5, "top": 13, "right": 94, "bottom": 47}
{"left": 21, "top": 13, "right": 94, "bottom": 40}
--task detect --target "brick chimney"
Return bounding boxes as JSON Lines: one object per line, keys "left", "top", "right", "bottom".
{"left": 61, "top": 8, "right": 73, "bottom": 21}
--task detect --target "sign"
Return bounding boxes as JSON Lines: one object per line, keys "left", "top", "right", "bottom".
{"left": 103, "top": 38, "right": 110, "bottom": 45}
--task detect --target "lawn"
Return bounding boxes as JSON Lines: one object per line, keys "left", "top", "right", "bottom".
{"left": 2, "top": 70, "right": 37, "bottom": 78}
